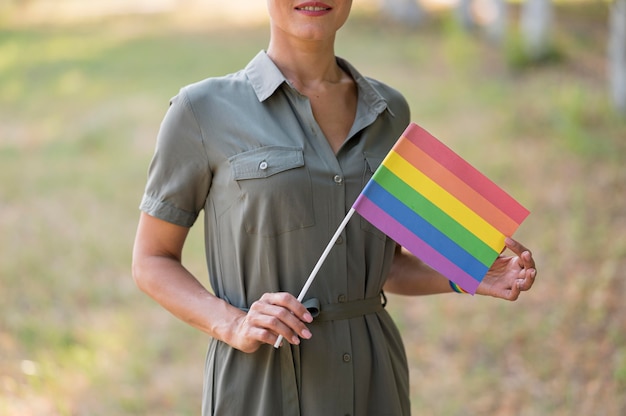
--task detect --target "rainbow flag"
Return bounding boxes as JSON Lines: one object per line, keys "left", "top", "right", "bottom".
{"left": 353, "top": 123, "right": 529, "bottom": 294}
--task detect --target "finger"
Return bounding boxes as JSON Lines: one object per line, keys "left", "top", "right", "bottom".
{"left": 517, "top": 267, "right": 537, "bottom": 291}
{"left": 504, "top": 237, "right": 530, "bottom": 257}
{"left": 259, "top": 292, "right": 313, "bottom": 323}
{"left": 506, "top": 279, "right": 521, "bottom": 301}
{"left": 520, "top": 249, "right": 536, "bottom": 270}
{"left": 250, "top": 300, "right": 312, "bottom": 343}
{"left": 246, "top": 308, "right": 301, "bottom": 346}
{"left": 505, "top": 238, "right": 536, "bottom": 274}
{"left": 245, "top": 323, "right": 288, "bottom": 347}
{"left": 271, "top": 305, "right": 313, "bottom": 341}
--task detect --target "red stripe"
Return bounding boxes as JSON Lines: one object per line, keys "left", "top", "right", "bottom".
{"left": 393, "top": 137, "right": 520, "bottom": 236}
{"left": 401, "top": 123, "right": 530, "bottom": 224}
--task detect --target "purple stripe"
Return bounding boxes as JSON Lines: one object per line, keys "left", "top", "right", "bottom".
{"left": 354, "top": 194, "right": 481, "bottom": 294}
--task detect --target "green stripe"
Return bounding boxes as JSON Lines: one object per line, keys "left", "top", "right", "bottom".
{"left": 373, "top": 165, "right": 498, "bottom": 266}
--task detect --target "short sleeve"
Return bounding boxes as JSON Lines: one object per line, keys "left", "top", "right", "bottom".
{"left": 139, "top": 89, "right": 211, "bottom": 227}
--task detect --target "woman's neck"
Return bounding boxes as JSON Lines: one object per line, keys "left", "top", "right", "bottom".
{"left": 266, "top": 36, "right": 342, "bottom": 90}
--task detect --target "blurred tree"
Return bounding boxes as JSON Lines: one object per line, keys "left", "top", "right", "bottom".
{"left": 609, "top": 0, "right": 626, "bottom": 113}
{"left": 455, "top": 0, "right": 507, "bottom": 43}
{"left": 379, "top": 0, "right": 426, "bottom": 26}
{"left": 520, "top": 0, "right": 553, "bottom": 60}
{"left": 485, "top": 0, "right": 508, "bottom": 43}
{"left": 456, "top": 0, "right": 477, "bottom": 30}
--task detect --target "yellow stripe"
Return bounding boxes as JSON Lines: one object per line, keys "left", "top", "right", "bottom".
{"left": 384, "top": 151, "right": 504, "bottom": 251}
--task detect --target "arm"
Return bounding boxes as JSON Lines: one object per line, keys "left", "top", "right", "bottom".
{"left": 383, "top": 244, "right": 453, "bottom": 295}
{"left": 384, "top": 237, "right": 537, "bottom": 301}
{"left": 131, "top": 212, "right": 312, "bottom": 353}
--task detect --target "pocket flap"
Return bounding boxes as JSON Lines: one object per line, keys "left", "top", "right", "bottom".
{"left": 364, "top": 153, "right": 385, "bottom": 174}
{"left": 229, "top": 146, "right": 304, "bottom": 180}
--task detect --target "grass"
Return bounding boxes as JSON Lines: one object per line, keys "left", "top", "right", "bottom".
{"left": 1, "top": 2, "right": 625, "bottom": 415}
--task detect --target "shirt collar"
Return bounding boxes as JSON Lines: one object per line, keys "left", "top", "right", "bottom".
{"left": 245, "top": 50, "right": 393, "bottom": 117}
{"left": 245, "top": 51, "right": 287, "bottom": 102}
{"left": 336, "top": 56, "right": 395, "bottom": 118}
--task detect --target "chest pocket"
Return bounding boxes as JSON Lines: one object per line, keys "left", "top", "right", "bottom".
{"left": 360, "top": 153, "right": 387, "bottom": 240}
{"left": 229, "top": 146, "right": 314, "bottom": 236}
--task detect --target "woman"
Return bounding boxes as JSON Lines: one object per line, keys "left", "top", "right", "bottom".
{"left": 132, "top": 1, "right": 537, "bottom": 415}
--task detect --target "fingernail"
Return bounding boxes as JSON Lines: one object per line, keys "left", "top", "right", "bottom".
{"left": 303, "top": 312, "right": 313, "bottom": 323}
{"left": 302, "top": 329, "right": 312, "bottom": 339}
{"left": 291, "top": 336, "right": 300, "bottom": 345}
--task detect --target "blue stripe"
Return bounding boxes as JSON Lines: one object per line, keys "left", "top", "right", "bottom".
{"left": 362, "top": 181, "right": 488, "bottom": 281}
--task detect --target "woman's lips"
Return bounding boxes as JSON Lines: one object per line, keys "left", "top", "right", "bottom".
{"left": 295, "top": 2, "right": 332, "bottom": 16}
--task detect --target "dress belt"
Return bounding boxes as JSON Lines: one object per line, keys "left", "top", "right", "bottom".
{"left": 238, "top": 292, "right": 387, "bottom": 320}
{"left": 302, "top": 292, "right": 387, "bottom": 322}
{"left": 279, "top": 292, "right": 387, "bottom": 416}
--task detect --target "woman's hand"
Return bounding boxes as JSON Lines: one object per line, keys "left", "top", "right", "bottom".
{"left": 476, "top": 237, "right": 537, "bottom": 300}
{"left": 230, "top": 292, "right": 313, "bottom": 353}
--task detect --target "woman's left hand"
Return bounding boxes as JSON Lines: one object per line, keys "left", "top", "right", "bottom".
{"left": 476, "top": 237, "right": 537, "bottom": 300}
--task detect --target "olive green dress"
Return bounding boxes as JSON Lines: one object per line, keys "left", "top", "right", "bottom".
{"left": 140, "top": 51, "right": 412, "bottom": 416}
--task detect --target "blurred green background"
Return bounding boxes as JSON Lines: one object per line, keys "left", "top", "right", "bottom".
{"left": 1, "top": 0, "right": 625, "bottom": 415}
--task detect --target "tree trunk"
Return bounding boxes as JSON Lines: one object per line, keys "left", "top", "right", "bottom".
{"left": 483, "top": 0, "right": 508, "bottom": 44}
{"left": 520, "top": 0, "right": 553, "bottom": 60}
{"left": 379, "top": 0, "right": 425, "bottom": 26}
{"left": 609, "top": 0, "right": 626, "bottom": 113}
{"left": 456, "top": 0, "right": 476, "bottom": 31}
{"left": 456, "top": 0, "right": 509, "bottom": 42}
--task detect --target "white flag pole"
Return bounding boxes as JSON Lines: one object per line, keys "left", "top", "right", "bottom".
{"left": 273, "top": 207, "right": 356, "bottom": 348}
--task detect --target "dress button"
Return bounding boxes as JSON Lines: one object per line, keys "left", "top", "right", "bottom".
{"left": 333, "top": 174, "right": 343, "bottom": 184}
{"left": 342, "top": 353, "right": 351, "bottom": 363}
{"left": 335, "top": 236, "right": 343, "bottom": 245}
{"left": 259, "top": 161, "right": 268, "bottom": 170}
{"left": 338, "top": 294, "right": 347, "bottom": 303}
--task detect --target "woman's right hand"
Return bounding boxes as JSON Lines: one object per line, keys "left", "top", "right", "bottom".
{"left": 230, "top": 292, "right": 313, "bottom": 353}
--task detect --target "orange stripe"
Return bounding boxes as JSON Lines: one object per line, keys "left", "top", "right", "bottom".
{"left": 401, "top": 123, "right": 530, "bottom": 224}
{"left": 393, "top": 137, "right": 520, "bottom": 236}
